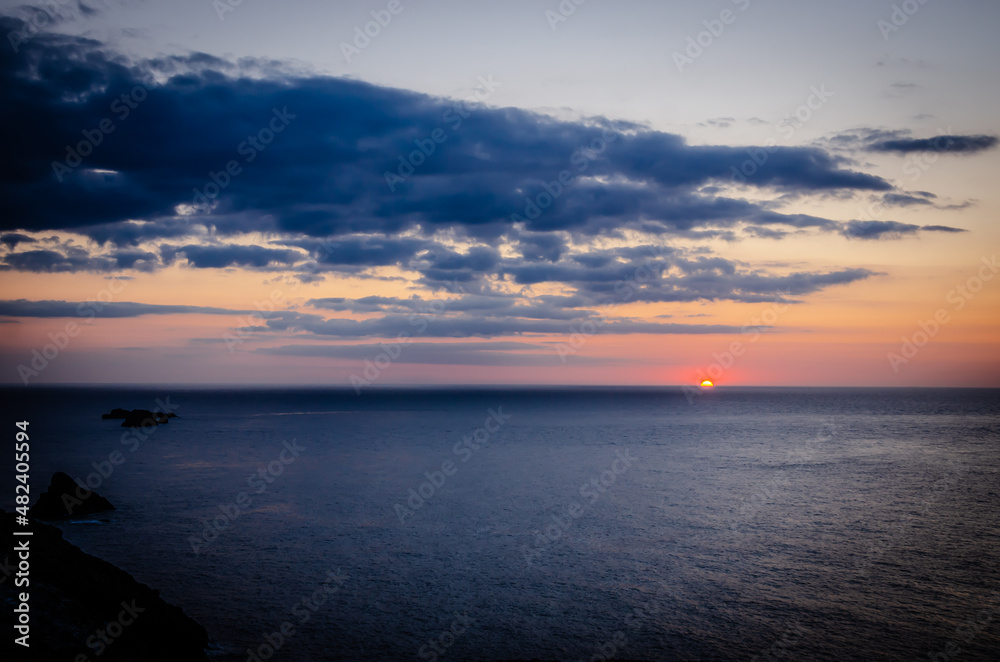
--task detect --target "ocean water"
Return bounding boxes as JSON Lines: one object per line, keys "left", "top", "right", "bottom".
{"left": 4, "top": 386, "right": 1000, "bottom": 661}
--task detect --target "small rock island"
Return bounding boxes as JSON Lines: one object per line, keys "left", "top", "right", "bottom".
{"left": 102, "top": 408, "right": 179, "bottom": 428}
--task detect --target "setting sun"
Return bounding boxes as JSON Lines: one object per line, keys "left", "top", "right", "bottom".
{"left": 701, "top": 380, "right": 714, "bottom": 387}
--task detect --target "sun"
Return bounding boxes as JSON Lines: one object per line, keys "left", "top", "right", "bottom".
{"left": 700, "top": 380, "right": 714, "bottom": 387}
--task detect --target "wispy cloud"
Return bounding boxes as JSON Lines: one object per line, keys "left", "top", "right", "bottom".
{"left": 0, "top": 299, "right": 251, "bottom": 318}
{"left": 868, "top": 135, "right": 998, "bottom": 154}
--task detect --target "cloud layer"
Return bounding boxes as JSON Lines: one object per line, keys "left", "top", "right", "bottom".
{"left": 0, "top": 16, "right": 983, "bottom": 342}
{"left": 1, "top": 16, "right": 909, "bottom": 253}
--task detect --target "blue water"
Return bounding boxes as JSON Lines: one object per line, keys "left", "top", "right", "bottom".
{"left": 4, "top": 386, "right": 999, "bottom": 661}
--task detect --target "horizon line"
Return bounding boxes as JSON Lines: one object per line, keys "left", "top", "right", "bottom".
{"left": 2, "top": 383, "right": 998, "bottom": 390}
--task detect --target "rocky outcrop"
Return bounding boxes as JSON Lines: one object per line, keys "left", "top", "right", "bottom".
{"left": 0, "top": 509, "right": 209, "bottom": 661}
{"left": 121, "top": 410, "right": 167, "bottom": 428}
{"left": 29, "top": 472, "right": 116, "bottom": 519}
{"left": 103, "top": 408, "right": 178, "bottom": 428}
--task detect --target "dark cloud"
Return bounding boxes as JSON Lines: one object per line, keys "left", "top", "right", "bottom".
{"left": 0, "top": 247, "right": 158, "bottom": 272}
{"left": 869, "top": 135, "right": 998, "bottom": 154}
{"left": 0, "top": 18, "right": 892, "bottom": 249}
{"left": 254, "top": 342, "right": 609, "bottom": 366}
{"left": 879, "top": 192, "right": 971, "bottom": 213}
{"left": 253, "top": 311, "right": 752, "bottom": 339}
{"left": 742, "top": 226, "right": 789, "bottom": 240}
{"left": 821, "top": 127, "right": 998, "bottom": 162}
{"left": 281, "top": 236, "right": 433, "bottom": 270}
{"left": 0, "top": 19, "right": 949, "bottom": 340}
{"left": 162, "top": 244, "right": 305, "bottom": 269}
{"left": 84, "top": 219, "right": 199, "bottom": 246}
{"left": 0, "top": 233, "right": 36, "bottom": 249}
{"left": 500, "top": 251, "right": 874, "bottom": 305}
{"left": 921, "top": 225, "right": 968, "bottom": 234}
{"left": 291, "top": 241, "right": 878, "bottom": 309}
{"left": 308, "top": 296, "right": 418, "bottom": 314}
{"left": 841, "top": 219, "right": 965, "bottom": 240}
{"left": 882, "top": 192, "right": 934, "bottom": 207}
{"left": 842, "top": 220, "right": 918, "bottom": 240}
{"left": 0, "top": 299, "right": 249, "bottom": 318}
{"left": 109, "top": 249, "right": 158, "bottom": 270}
{"left": 309, "top": 294, "right": 598, "bottom": 322}
{"left": 4, "top": 0, "right": 91, "bottom": 34}
{"left": 516, "top": 232, "right": 567, "bottom": 262}
{"left": 824, "top": 128, "right": 908, "bottom": 150}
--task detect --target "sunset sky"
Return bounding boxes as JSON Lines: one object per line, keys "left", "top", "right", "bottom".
{"left": 1, "top": 0, "right": 998, "bottom": 386}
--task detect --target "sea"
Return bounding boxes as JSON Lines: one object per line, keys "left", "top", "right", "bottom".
{"left": 4, "top": 386, "right": 999, "bottom": 661}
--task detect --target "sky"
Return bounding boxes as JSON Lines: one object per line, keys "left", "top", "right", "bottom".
{"left": 1, "top": 0, "right": 998, "bottom": 386}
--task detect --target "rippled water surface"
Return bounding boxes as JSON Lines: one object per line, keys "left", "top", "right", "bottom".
{"left": 6, "top": 386, "right": 1000, "bottom": 661}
